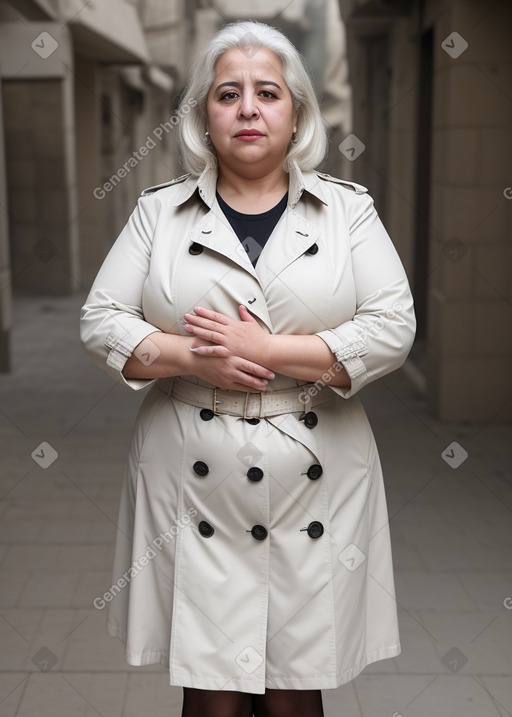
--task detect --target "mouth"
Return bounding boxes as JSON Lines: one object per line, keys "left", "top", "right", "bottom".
{"left": 234, "top": 129, "right": 264, "bottom": 138}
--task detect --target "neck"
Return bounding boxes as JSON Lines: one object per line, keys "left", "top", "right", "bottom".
{"left": 216, "top": 163, "right": 289, "bottom": 202}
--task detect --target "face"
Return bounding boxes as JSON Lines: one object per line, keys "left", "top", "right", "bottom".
{"left": 206, "top": 46, "right": 298, "bottom": 178}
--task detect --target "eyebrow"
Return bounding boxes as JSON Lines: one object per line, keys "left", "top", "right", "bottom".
{"left": 214, "top": 80, "right": 282, "bottom": 92}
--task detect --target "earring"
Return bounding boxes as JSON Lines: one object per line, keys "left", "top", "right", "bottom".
{"left": 291, "top": 131, "right": 298, "bottom": 145}
{"left": 204, "top": 130, "right": 210, "bottom": 144}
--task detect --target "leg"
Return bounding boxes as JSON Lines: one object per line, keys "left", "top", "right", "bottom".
{"left": 181, "top": 687, "right": 253, "bottom": 717}
{"left": 252, "top": 688, "right": 324, "bottom": 717}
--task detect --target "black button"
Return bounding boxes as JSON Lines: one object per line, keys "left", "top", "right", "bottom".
{"left": 307, "top": 521, "right": 324, "bottom": 539}
{"left": 304, "top": 411, "right": 318, "bottom": 428}
{"left": 247, "top": 467, "right": 264, "bottom": 482}
{"left": 306, "top": 464, "right": 323, "bottom": 480}
{"left": 200, "top": 408, "right": 215, "bottom": 421}
{"left": 306, "top": 243, "right": 319, "bottom": 255}
{"left": 250, "top": 524, "right": 268, "bottom": 540}
{"left": 245, "top": 418, "right": 260, "bottom": 425}
{"left": 198, "top": 520, "right": 214, "bottom": 538}
{"left": 193, "top": 460, "right": 209, "bottom": 477}
{"left": 189, "top": 242, "right": 203, "bottom": 255}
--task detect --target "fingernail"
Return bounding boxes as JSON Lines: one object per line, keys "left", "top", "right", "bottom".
{"left": 189, "top": 347, "right": 198, "bottom": 352}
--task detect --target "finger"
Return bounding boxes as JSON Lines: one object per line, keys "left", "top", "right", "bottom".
{"left": 189, "top": 345, "right": 230, "bottom": 357}
{"left": 238, "top": 304, "right": 259, "bottom": 323}
{"left": 184, "top": 324, "right": 225, "bottom": 344}
{"left": 245, "top": 361, "right": 275, "bottom": 380}
{"left": 191, "top": 306, "right": 231, "bottom": 325}
{"left": 183, "top": 314, "right": 223, "bottom": 332}
{"left": 235, "top": 375, "right": 269, "bottom": 391}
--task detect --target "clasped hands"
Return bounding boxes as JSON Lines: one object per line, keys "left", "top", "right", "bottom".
{"left": 184, "top": 305, "right": 274, "bottom": 374}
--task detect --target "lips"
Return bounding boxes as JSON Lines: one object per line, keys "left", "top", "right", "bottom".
{"left": 234, "top": 129, "right": 264, "bottom": 137}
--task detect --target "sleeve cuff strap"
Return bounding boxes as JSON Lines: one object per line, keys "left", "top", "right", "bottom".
{"left": 315, "top": 331, "right": 369, "bottom": 381}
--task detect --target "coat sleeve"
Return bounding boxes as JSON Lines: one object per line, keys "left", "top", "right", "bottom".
{"left": 80, "top": 194, "right": 162, "bottom": 390}
{"left": 314, "top": 190, "right": 416, "bottom": 399}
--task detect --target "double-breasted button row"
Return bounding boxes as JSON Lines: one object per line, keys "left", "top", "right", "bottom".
{"left": 198, "top": 520, "right": 324, "bottom": 539}
{"left": 193, "top": 461, "right": 322, "bottom": 483}
{"left": 198, "top": 522, "right": 268, "bottom": 540}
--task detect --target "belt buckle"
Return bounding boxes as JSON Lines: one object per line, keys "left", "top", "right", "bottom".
{"left": 242, "top": 391, "right": 263, "bottom": 419}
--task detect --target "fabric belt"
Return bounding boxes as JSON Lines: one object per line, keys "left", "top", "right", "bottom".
{"left": 157, "top": 376, "right": 335, "bottom": 419}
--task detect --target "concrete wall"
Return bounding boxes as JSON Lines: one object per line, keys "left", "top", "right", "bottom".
{"left": 3, "top": 72, "right": 80, "bottom": 294}
{"left": 341, "top": 0, "right": 512, "bottom": 421}
{"left": 426, "top": 0, "right": 512, "bottom": 421}
{"left": 0, "top": 83, "right": 12, "bottom": 369}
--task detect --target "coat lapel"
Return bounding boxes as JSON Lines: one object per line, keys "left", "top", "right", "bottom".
{"left": 173, "top": 163, "right": 329, "bottom": 331}
{"left": 187, "top": 205, "right": 276, "bottom": 332}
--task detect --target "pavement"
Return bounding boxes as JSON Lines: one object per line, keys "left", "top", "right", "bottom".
{"left": 0, "top": 291, "right": 511, "bottom": 717}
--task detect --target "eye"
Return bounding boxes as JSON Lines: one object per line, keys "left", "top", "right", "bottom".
{"left": 259, "top": 90, "right": 277, "bottom": 99}
{"left": 219, "top": 91, "right": 239, "bottom": 101}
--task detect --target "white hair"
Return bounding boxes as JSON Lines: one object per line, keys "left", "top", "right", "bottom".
{"left": 175, "top": 20, "right": 328, "bottom": 176}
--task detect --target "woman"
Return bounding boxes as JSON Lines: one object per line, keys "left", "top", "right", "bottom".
{"left": 81, "top": 20, "right": 415, "bottom": 717}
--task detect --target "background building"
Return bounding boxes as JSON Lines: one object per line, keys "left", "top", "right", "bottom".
{"left": 339, "top": 0, "right": 512, "bottom": 421}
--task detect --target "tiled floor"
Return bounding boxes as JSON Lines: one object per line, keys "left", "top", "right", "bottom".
{"left": 0, "top": 293, "right": 511, "bottom": 716}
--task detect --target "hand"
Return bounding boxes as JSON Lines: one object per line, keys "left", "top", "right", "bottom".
{"left": 183, "top": 305, "right": 271, "bottom": 365}
{"left": 188, "top": 351, "right": 275, "bottom": 392}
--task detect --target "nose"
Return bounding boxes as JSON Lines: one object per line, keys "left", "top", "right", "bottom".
{"left": 238, "top": 91, "right": 260, "bottom": 119}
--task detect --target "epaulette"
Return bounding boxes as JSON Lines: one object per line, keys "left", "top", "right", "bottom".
{"left": 315, "top": 172, "right": 368, "bottom": 194}
{"left": 141, "top": 173, "right": 191, "bottom": 196}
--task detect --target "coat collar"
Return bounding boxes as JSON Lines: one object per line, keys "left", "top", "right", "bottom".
{"left": 166, "top": 161, "right": 329, "bottom": 210}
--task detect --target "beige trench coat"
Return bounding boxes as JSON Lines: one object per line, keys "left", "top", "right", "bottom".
{"left": 80, "top": 161, "right": 416, "bottom": 693}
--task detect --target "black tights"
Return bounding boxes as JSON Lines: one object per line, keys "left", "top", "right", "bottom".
{"left": 181, "top": 687, "right": 324, "bottom": 717}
